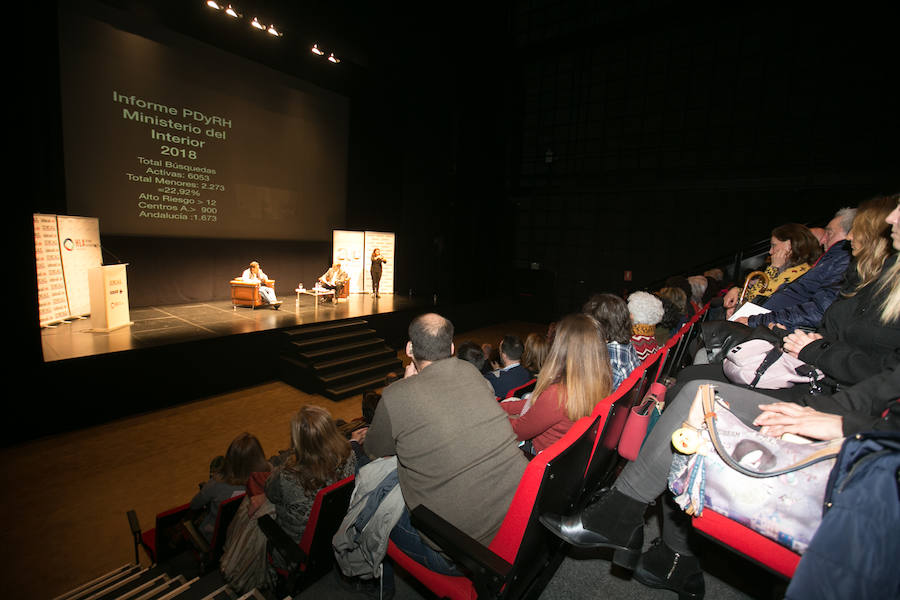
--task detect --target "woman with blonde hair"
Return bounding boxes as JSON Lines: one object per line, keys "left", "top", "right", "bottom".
{"left": 501, "top": 313, "right": 613, "bottom": 454}
{"left": 265, "top": 405, "right": 356, "bottom": 552}
{"left": 844, "top": 195, "right": 896, "bottom": 294}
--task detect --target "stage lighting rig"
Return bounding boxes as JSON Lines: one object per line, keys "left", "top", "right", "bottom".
{"left": 311, "top": 43, "right": 325, "bottom": 56}
{"left": 327, "top": 52, "right": 340, "bottom": 64}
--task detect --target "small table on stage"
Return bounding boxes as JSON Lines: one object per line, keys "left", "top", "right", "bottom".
{"left": 296, "top": 288, "right": 335, "bottom": 305}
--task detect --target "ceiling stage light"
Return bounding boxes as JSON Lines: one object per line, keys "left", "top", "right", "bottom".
{"left": 311, "top": 43, "right": 325, "bottom": 56}
{"left": 250, "top": 17, "right": 265, "bottom": 30}
{"left": 328, "top": 53, "right": 340, "bottom": 64}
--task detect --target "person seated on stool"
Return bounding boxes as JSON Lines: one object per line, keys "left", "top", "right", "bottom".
{"left": 317, "top": 262, "right": 349, "bottom": 303}
{"left": 241, "top": 260, "right": 280, "bottom": 308}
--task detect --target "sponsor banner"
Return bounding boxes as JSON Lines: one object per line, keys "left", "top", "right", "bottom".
{"left": 363, "top": 231, "right": 395, "bottom": 294}
{"left": 34, "top": 215, "right": 71, "bottom": 326}
{"left": 57, "top": 216, "right": 103, "bottom": 316}
{"left": 332, "top": 230, "right": 365, "bottom": 293}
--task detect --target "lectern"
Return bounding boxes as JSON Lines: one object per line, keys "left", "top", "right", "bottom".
{"left": 88, "top": 264, "right": 132, "bottom": 331}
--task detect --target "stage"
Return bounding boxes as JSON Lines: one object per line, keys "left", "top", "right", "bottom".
{"left": 23, "top": 293, "right": 509, "bottom": 444}
{"left": 41, "top": 292, "right": 421, "bottom": 363}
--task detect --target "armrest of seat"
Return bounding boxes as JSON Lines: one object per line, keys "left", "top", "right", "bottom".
{"left": 257, "top": 514, "right": 308, "bottom": 567}
{"left": 410, "top": 505, "right": 511, "bottom": 588}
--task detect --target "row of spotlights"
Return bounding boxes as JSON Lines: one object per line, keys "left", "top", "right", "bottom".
{"left": 206, "top": 2, "right": 282, "bottom": 37}
{"left": 206, "top": 1, "right": 341, "bottom": 62}
{"left": 311, "top": 44, "right": 340, "bottom": 63}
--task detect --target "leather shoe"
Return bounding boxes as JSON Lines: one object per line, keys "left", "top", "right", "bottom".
{"left": 633, "top": 538, "right": 705, "bottom": 600}
{"left": 540, "top": 512, "right": 642, "bottom": 568}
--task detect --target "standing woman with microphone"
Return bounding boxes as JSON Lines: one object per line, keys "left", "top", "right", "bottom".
{"left": 370, "top": 248, "right": 387, "bottom": 298}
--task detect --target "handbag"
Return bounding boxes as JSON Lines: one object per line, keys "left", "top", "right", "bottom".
{"left": 618, "top": 382, "right": 667, "bottom": 461}
{"left": 722, "top": 339, "right": 823, "bottom": 390}
{"left": 667, "top": 384, "right": 842, "bottom": 554}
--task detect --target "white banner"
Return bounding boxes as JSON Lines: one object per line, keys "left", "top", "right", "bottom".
{"left": 34, "top": 215, "right": 70, "bottom": 326}
{"left": 58, "top": 216, "right": 103, "bottom": 316}
{"left": 363, "top": 232, "right": 395, "bottom": 294}
{"left": 332, "top": 230, "right": 365, "bottom": 293}
{"left": 33, "top": 214, "right": 103, "bottom": 327}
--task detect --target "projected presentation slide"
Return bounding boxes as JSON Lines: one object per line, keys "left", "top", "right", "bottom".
{"left": 57, "top": 1, "right": 349, "bottom": 241}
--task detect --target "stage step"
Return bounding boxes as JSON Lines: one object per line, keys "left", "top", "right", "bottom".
{"left": 289, "top": 328, "right": 378, "bottom": 352}
{"left": 282, "top": 319, "right": 369, "bottom": 341}
{"left": 278, "top": 319, "right": 401, "bottom": 400}
{"left": 297, "top": 338, "right": 387, "bottom": 362}
{"left": 324, "top": 373, "right": 397, "bottom": 399}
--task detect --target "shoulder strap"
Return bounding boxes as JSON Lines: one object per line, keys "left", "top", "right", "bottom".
{"left": 699, "top": 385, "right": 842, "bottom": 478}
{"left": 749, "top": 346, "right": 784, "bottom": 388}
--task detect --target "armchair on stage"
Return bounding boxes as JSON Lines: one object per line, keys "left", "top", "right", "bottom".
{"left": 230, "top": 279, "right": 276, "bottom": 309}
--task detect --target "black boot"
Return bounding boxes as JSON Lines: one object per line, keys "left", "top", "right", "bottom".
{"left": 540, "top": 488, "right": 646, "bottom": 569}
{"left": 633, "top": 538, "right": 705, "bottom": 600}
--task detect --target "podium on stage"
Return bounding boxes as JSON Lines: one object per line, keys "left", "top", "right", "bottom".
{"left": 88, "top": 264, "right": 132, "bottom": 331}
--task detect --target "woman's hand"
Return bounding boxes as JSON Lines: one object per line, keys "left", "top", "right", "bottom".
{"left": 753, "top": 402, "right": 843, "bottom": 440}
{"left": 770, "top": 245, "right": 791, "bottom": 269}
{"left": 782, "top": 330, "right": 823, "bottom": 357}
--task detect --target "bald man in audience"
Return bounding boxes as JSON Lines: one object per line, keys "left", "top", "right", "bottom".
{"left": 364, "top": 313, "right": 527, "bottom": 574}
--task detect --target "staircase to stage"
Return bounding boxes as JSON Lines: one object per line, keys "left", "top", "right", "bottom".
{"left": 278, "top": 319, "right": 402, "bottom": 400}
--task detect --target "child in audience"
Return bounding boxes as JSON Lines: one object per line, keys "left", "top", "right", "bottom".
{"left": 191, "top": 432, "right": 270, "bottom": 542}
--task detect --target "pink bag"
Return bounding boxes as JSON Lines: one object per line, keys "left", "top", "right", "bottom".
{"left": 618, "top": 382, "right": 667, "bottom": 461}
{"left": 722, "top": 339, "right": 822, "bottom": 390}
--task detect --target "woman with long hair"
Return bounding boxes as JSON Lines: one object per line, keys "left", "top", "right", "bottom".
{"left": 724, "top": 223, "right": 822, "bottom": 313}
{"left": 265, "top": 405, "right": 356, "bottom": 548}
{"left": 541, "top": 199, "right": 900, "bottom": 599}
{"left": 191, "top": 432, "right": 270, "bottom": 542}
{"left": 844, "top": 194, "right": 896, "bottom": 294}
{"left": 501, "top": 313, "right": 613, "bottom": 454}
{"left": 370, "top": 248, "right": 387, "bottom": 298}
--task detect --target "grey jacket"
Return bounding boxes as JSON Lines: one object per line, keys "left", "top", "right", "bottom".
{"left": 332, "top": 457, "right": 405, "bottom": 579}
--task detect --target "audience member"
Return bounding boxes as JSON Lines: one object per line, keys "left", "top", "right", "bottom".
{"left": 582, "top": 293, "right": 642, "bottom": 389}
{"left": 364, "top": 313, "right": 528, "bottom": 575}
{"left": 627, "top": 292, "right": 664, "bottom": 362}
{"left": 738, "top": 206, "right": 855, "bottom": 331}
{"left": 686, "top": 276, "right": 708, "bottom": 308}
{"left": 665, "top": 276, "right": 698, "bottom": 317}
{"left": 265, "top": 406, "right": 356, "bottom": 570}
{"left": 723, "top": 223, "right": 822, "bottom": 314}
{"left": 502, "top": 313, "right": 614, "bottom": 455}
{"left": 655, "top": 287, "right": 688, "bottom": 344}
{"left": 191, "top": 432, "right": 269, "bottom": 542}
{"left": 542, "top": 362, "right": 899, "bottom": 599}
{"left": 457, "top": 340, "right": 490, "bottom": 374}
{"left": 484, "top": 335, "right": 531, "bottom": 398}
{"left": 521, "top": 332, "right": 549, "bottom": 377}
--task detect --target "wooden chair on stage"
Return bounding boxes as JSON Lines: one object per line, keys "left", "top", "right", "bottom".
{"left": 230, "top": 279, "right": 276, "bottom": 309}
{"left": 336, "top": 278, "right": 350, "bottom": 301}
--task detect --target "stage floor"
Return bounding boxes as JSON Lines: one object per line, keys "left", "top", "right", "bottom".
{"left": 41, "top": 292, "right": 421, "bottom": 362}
